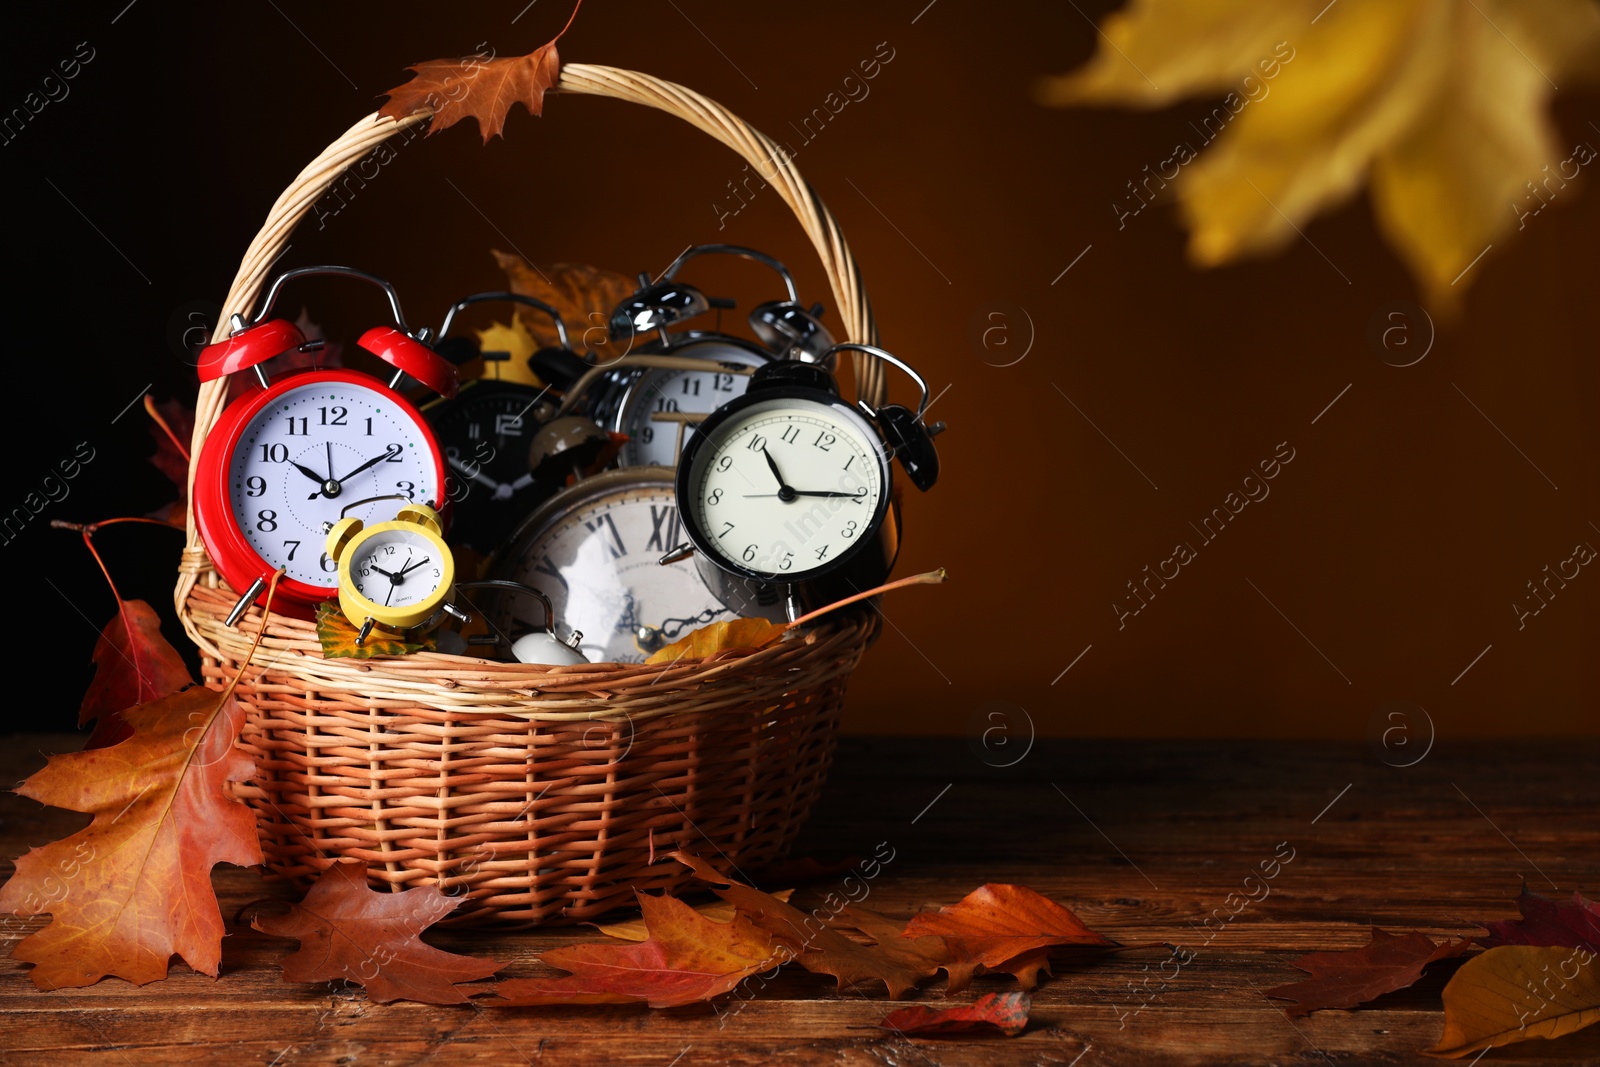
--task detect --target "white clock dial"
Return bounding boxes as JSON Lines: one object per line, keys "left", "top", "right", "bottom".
{"left": 690, "top": 399, "right": 883, "bottom": 579}
{"left": 617, "top": 343, "right": 763, "bottom": 466}
{"left": 350, "top": 529, "right": 443, "bottom": 609}
{"left": 501, "top": 479, "right": 729, "bottom": 663}
{"left": 227, "top": 381, "right": 438, "bottom": 586}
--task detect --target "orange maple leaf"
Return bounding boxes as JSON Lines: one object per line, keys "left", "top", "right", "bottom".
{"left": 492, "top": 891, "right": 784, "bottom": 1008}
{"left": 901, "top": 883, "right": 1114, "bottom": 971}
{"left": 378, "top": 2, "right": 582, "bottom": 143}
{"left": 80, "top": 597, "right": 192, "bottom": 748}
{"left": 253, "top": 861, "right": 501, "bottom": 1004}
{"left": 0, "top": 575, "right": 281, "bottom": 989}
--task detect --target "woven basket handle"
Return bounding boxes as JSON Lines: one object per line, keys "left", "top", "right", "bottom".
{"left": 176, "top": 63, "right": 884, "bottom": 628}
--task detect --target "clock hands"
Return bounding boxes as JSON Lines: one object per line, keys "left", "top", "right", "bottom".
{"left": 290, "top": 460, "right": 327, "bottom": 486}
{"left": 396, "top": 556, "right": 430, "bottom": 578}
{"left": 759, "top": 446, "right": 801, "bottom": 503}
{"left": 308, "top": 444, "right": 402, "bottom": 499}
{"left": 743, "top": 490, "right": 858, "bottom": 499}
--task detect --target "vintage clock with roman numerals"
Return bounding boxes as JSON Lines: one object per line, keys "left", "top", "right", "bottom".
{"left": 490, "top": 467, "right": 728, "bottom": 663}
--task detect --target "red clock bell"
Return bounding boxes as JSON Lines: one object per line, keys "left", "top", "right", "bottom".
{"left": 192, "top": 266, "right": 455, "bottom": 617}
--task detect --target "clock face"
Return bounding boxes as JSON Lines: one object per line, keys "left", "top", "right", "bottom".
{"left": 496, "top": 470, "right": 729, "bottom": 663}
{"left": 349, "top": 528, "right": 444, "bottom": 609}
{"left": 225, "top": 378, "right": 440, "bottom": 587}
{"left": 615, "top": 341, "right": 765, "bottom": 467}
{"left": 685, "top": 397, "right": 886, "bottom": 580}
{"left": 424, "top": 382, "right": 549, "bottom": 551}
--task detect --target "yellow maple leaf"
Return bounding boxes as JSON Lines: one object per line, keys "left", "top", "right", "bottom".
{"left": 1041, "top": 0, "right": 1600, "bottom": 309}
{"left": 473, "top": 313, "right": 541, "bottom": 385}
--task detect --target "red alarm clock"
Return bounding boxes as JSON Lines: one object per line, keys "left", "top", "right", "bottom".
{"left": 193, "top": 266, "right": 456, "bottom": 618}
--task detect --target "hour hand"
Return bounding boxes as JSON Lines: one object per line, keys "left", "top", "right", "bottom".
{"left": 290, "top": 461, "right": 326, "bottom": 485}
{"left": 760, "top": 446, "right": 789, "bottom": 490}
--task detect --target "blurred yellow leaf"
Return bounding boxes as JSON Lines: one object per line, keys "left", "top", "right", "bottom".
{"left": 1429, "top": 945, "right": 1600, "bottom": 1056}
{"left": 492, "top": 252, "right": 638, "bottom": 382}
{"left": 315, "top": 602, "right": 432, "bottom": 659}
{"left": 1041, "top": 0, "right": 1600, "bottom": 309}
{"left": 643, "top": 617, "right": 788, "bottom": 665}
{"left": 596, "top": 890, "right": 794, "bottom": 942}
{"left": 473, "top": 313, "right": 540, "bottom": 383}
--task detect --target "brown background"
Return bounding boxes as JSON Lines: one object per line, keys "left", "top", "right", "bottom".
{"left": 6, "top": 0, "right": 1596, "bottom": 738}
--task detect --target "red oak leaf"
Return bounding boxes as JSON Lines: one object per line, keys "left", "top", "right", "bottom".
{"left": 252, "top": 861, "right": 501, "bottom": 1004}
{"left": 1480, "top": 886, "right": 1600, "bottom": 953}
{"left": 1265, "top": 927, "right": 1473, "bottom": 1016}
{"left": 80, "top": 597, "right": 192, "bottom": 748}
{"left": 880, "top": 992, "right": 1032, "bottom": 1037}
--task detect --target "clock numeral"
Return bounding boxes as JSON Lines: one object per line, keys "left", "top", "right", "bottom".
{"left": 719, "top": 521, "right": 735, "bottom": 538}
{"left": 680, "top": 378, "right": 701, "bottom": 397}
{"left": 364, "top": 417, "right": 374, "bottom": 436}
{"left": 742, "top": 544, "right": 758, "bottom": 563}
{"left": 841, "top": 520, "right": 858, "bottom": 539}
{"left": 812, "top": 430, "right": 835, "bottom": 451}
{"left": 745, "top": 434, "right": 768, "bottom": 452}
{"left": 259, "top": 443, "right": 288, "bottom": 463}
{"left": 256, "top": 510, "right": 278, "bottom": 533}
{"left": 638, "top": 426, "right": 655, "bottom": 444}
{"left": 654, "top": 397, "right": 681, "bottom": 413}
{"left": 319, "top": 553, "right": 338, "bottom": 573}
{"left": 244, "top": 476, "right": 267, "bottom": 498}
{"left": 319, "top": 406, "right": 348, "bottom": 426}
{"left": 646, "top": 504, "right": 681, "bottom": 554}
{"left": 778, "top": 552, "right": 794, "bottom": 571}
{"left": 852, "top": 486, "right": 868, "bottom": 504}
{"left": 396, "top": 480, "right": 415, "bottom": 501}
{"left": 531, "top": 553, "right": 569, "bottom": 594}
{"left": 285, "top": 416, "right": 309, "bottom": 436}
{"left": 584, "top": 513, "right": 627, "bottom": 559}
{"left": 384, "top": 443, "right": 404, "bottom": 461}
{"left": 716, "top": 455, "right": 733, "bottom": 473}
{"left": 494, "top": 413, "right": 524, "bottom": 437}
{"left": 467, "top": 422, "right": 482, "bottom": 440}
{"left": 713, "top": 373, "right": 735, "bottom": 393}
{"left": 707, "top": 488, "right": 723, "bottom": 506}
{"left": 815, "top": 544, "right": 831, "bottom": 561}
{"left": 780, "top": 425, "right": 801, "bottom": 445}
{"left": 282, "top": 539, "right": 300, "bottom": 560}
{"left": 843, "top": 455, "right": 855, "bottom": 471}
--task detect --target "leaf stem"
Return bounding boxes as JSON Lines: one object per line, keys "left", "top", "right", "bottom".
{"left": 144, "top": 395, "right": 189, "bottom": 463}
{"left": 784, "top": 567, "right": 947, "bottom": 631}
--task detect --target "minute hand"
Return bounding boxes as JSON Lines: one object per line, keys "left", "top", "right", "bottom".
{"left": 744, "top": 489, "right": 859, "bottom": 499}
{"left": 333, "top": 445, "right": 402, "bottom": 484}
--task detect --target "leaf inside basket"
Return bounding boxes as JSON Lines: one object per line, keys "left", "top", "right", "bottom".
{"left": 315, "top": 602, "right": 434, "bottom": 659}
{"left": 643, "top": 617, "right": 788, "bottom": 665}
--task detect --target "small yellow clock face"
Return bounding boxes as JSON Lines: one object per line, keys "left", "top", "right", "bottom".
{"left": 333, "top": 518, "right": 454, "bottom": 632}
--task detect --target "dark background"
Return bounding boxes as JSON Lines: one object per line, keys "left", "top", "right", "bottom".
{"left": 3, "top": 1, "right": 1595, "bottom": 739}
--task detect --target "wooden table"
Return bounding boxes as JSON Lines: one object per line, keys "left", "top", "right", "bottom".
{"left": 1, "top": 733, "right": 1596, "bottom": 1066}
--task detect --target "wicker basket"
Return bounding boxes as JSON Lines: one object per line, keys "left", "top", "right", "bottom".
{"left": 174, "top": 65, "right": 891, "bottom": 925}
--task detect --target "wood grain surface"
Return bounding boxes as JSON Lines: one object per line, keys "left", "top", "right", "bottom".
{"left": 1, "top": 733, "right": 1596, "bottom": 1065}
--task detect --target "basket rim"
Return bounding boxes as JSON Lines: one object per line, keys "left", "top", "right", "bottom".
{"left": 174, "top": 62, "right": 888, "bottom": 670}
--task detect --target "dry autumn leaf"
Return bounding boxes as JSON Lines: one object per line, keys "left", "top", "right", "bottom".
{"left": 837, "top": 905, "right": 1048, "bottom": 994}
{"left": 80, "top": 598, "right": 192, "bottom": 749}
{"left": 674, "top": 851, "right": 942, "bottom": 999}
{"left": 474, "top": 313, "right": 540, "bottom": 382}
{"left": 0, "top": 567, "right": 280, "bottom": 990}
{"left": 643, "top": 617, "right": 788, "bottom": 665}
{"left": 492, "top": 891, "right": 785, "bottom": 1008}
{"left": 1429, "top": 944, "right": 1600, "bottom": 1057}
{"left": 314, "top": 602, "right": 432, "bottom": 659}
{"left": 902, "top": 883, "right": 1115, "bottom": 972}
{"left": 1265, "top": 927, "right": 1472, "bottom": 1016}
{"left": 378, "top": 3, "right": 580, "bottom": 143}
{"left": 1481, "top": 886, "right": 1600, "bottom": 952}
{"left": 880, "top": 992, "right": 1032, "bottom": 1037}
{"left": 596, "top": 889, "right": 795, "bottom": 942}
{"left": 1042, "top": 0, "right": 1600, "bottom": 308}
{"left": 252, "top": 861, "right": 501, "bottom": 1005}
{"left": 493, "top": 252, "right": 639, "bottom": 378}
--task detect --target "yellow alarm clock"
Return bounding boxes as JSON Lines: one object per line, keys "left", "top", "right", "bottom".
{"left": 323, "top": 496, "right": 462, "bottom": 646}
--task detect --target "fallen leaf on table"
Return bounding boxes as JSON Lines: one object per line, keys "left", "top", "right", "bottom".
{"left": 315, "top": 602, "right": 432, "bottom": 659}
{"left": 1480, "top": 886, "right": 1600, "bottom": 953}
{"left": 378, "top": 2, "right": 580, "bottom": 142}
{"left": 1265, "top": 927, "right": 1472, "bottom": 1016}
{"left": 596, "top": 889, "right": 795, "bottom": 942}
{"left": 644, "top": 617, "right": 788, "bottom": 665}
{"left": 80, "top": 597, "right": 192, "bottom": 748}
{"left": 835, "top": 905, "right": 1021, "bottom": 994}
{"left": 675, "top": 851, "right": 941, "bottom": 999}
{"left": 492, "top": 891, "right": 784, "bottom": 1008}
{"left": 1429, "top": 944, "right": 1600, "bottom": 1057}
{"left": 252, "top": 861, "right": 501, "bottom": 1004}
{"left": 493, "top": 252, "right": 638, "bottom": 375}
{"left": 0, "top": 686, "right": 260, "bottom": 988}
{"left": 880, "top": 992, "right": 1032, "bottom": 1037}
{"left": 1040, "top": 0, "right": 1600, "bottom": 309}
{"left": 902, "top": 883, "right": 1115, "bottom": 974}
